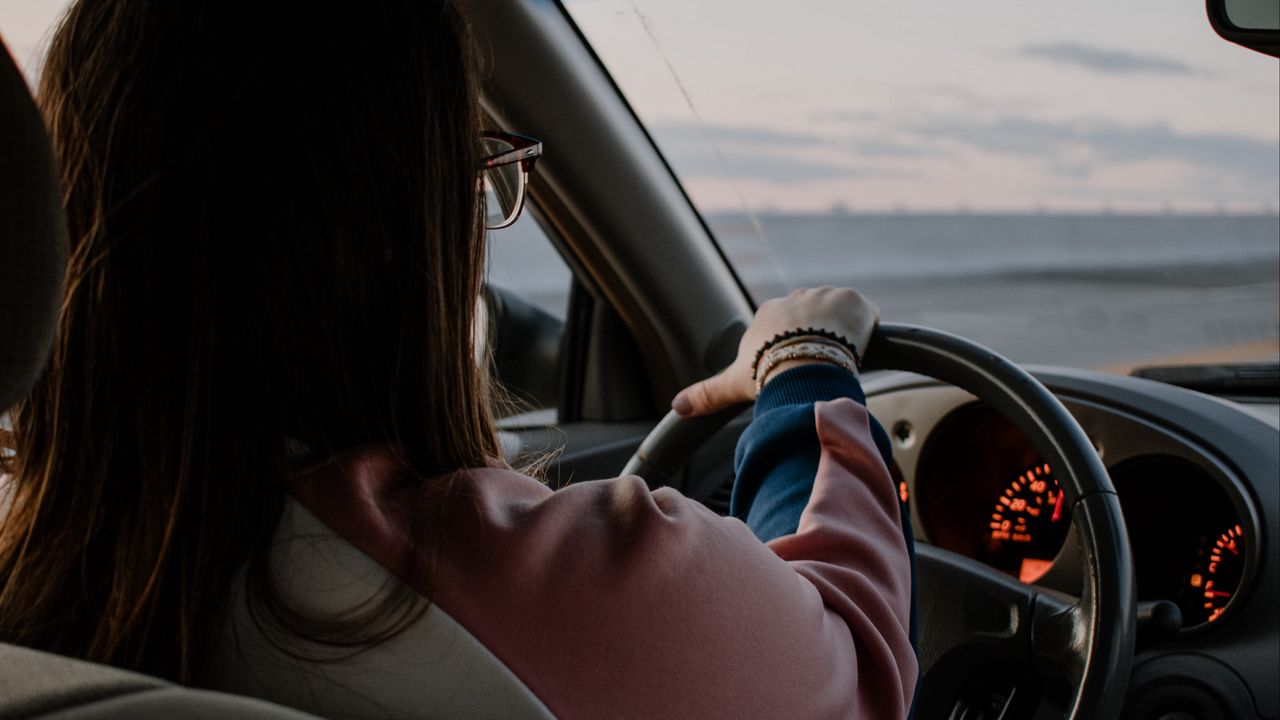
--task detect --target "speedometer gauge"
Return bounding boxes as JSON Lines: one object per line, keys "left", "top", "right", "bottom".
{"left": 1182, "top": 524, "right": 1245, "bottom": 626}
{"left": 985, "top": 463, "right": 1070, "bottom": 582}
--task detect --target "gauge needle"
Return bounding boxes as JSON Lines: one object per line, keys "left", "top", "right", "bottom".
{"left": 1051, "top": 491, "right": 1065, "bottom": 523}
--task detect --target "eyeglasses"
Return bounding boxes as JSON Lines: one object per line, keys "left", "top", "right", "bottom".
{"left": 481, "top": 131, "right": 542, "bottom": 230}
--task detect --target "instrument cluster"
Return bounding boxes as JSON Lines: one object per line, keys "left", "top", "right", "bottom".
{"left": 913, "top": 402, "right": 1252, "bottom": 630}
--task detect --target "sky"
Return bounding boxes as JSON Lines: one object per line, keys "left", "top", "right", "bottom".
{"left": 0, "top": 0, "right": 56, "bottom": 84}
{"left": 565, "top": 0, "right": 1280, "bottom": 213}
{"left": 4, "top": 0, "right": 1277, "bottom": 214}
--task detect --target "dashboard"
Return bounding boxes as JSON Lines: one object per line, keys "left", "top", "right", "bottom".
{"left": 863, "top": 367, "right": 1278, "bottom": 718}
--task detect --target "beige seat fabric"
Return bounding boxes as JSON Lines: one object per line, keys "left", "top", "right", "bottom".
{"left": 0, "top": 643, "right": 318, "bottom": 720}
{"left": 204, "top": 499, "right": 557, "bottom": 720}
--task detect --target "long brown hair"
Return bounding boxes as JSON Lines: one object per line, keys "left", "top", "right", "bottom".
{"left": 0, "top": 0, "right": 498, "bottom": 683}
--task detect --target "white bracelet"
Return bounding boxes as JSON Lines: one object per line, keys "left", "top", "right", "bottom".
{"left": 755, "top": 340, "right": 858, "bottom": 392}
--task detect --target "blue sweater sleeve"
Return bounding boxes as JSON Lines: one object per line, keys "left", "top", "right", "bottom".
{"left": 732, "top": 363, "right": 920, "bottom": 715}
{"left": 731, "top": 364, "right": 895, "bottom": 540}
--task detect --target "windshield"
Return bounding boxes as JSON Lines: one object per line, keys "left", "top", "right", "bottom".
{"left": 564, "top": 0, "right": 1279, "bottom": 372}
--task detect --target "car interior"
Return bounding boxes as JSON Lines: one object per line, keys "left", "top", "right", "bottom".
{"left": 1, "top": 1, "right": 1277, "bottom": 719}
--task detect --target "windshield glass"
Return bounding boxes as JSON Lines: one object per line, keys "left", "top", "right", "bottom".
{"left": 564, "top": 0, "right": 1279, "bottom": 372}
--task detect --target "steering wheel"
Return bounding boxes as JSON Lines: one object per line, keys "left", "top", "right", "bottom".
{"left": 622, "top": 322, "right": 1135, "bottom": 719}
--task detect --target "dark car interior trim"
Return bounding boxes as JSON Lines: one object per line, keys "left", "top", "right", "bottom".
{"left": 471, "top": 0, "right": 754, "bottom": 410}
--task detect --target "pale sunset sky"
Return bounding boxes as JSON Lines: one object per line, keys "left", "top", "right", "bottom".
{"left": 566, "top": 0, "right": 1280, "bottom": 213}
{"left": 4, "top": 0, "right": 1278, "bottom": 213}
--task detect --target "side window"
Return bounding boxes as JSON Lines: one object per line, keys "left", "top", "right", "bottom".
{"left": 484, "top": 208, "right": 573, "bottom": 426}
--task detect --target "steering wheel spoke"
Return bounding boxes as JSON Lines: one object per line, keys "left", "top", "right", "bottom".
{"left": 914, "top": 543, "right": 1039, "bottom": 712}
{"left": 1030, "top": 589, "right": 1089, "bottom": 699}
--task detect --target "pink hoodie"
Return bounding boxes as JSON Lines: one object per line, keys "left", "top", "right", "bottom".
{"left": 281, "top": 396, "right": 917, "bottom": 719}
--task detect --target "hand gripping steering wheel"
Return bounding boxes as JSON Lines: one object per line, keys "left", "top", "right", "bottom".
{"left": 622, "top": 323, "right": 1135, "bottom": 719}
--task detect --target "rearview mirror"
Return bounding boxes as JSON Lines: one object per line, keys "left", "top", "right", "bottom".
{"left": 1207, "top": 0, "right": 1280, "bottom": 57}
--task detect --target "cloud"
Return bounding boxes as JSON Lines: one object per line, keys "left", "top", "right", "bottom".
{"left": 643, "top": 113, "right": 1276, "bottom": 198}
{"left": 663, "top": 145, "right": 904, "bottom": 183}
{"left": 1019, "top": 43, "right": 1200, "bottom": 76}
{"left": 649, "top": 122, "right": 825, "bottom": 148}
{"left": 649, "top": 121, "right": 913, "bottom": 182}
{"left": 851, "top": 139, "right": 944, "bottom": 158}
{"left": 909, "top": 115, "right": 1279, "bottom": 181}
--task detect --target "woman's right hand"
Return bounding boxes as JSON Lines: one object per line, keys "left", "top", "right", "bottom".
{"left": 671, "top": 287, "right": 879, "bottom": 417}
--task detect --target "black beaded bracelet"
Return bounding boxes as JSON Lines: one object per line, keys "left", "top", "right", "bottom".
{"left": 749, "top": 327, "right": 863, "bottom": 378}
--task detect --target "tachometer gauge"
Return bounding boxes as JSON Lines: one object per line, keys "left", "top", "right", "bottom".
{"left": 1182, "top": 524, "right": 1245, "bottom": 626}
{"left": 985, "top": 463, "right": 1070, "bottom": 582}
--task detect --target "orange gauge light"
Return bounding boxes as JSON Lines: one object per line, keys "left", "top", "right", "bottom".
{"left": 1018, "top": 558, "right": 1054, "bottom": 583}
{"left": 986, "top": 463, "right": 1070, "bottom": 582}
{"left": 1189, "top": 524, "right": 1244, "bottom": 625}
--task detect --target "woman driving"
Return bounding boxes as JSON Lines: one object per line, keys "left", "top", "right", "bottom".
{"left": 0, "top": 1, "right": 917, "bottom": 718}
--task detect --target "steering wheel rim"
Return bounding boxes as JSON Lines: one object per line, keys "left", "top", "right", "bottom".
{"left": 622, "top": 322, "right": 1135, "bottom": 719}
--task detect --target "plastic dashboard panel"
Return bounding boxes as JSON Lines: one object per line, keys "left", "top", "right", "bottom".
{"left": 864, "top": 367, "right": 1279, "bottom": 719}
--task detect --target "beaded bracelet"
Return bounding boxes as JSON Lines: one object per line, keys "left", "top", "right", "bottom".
{"left": 755, "top": 340, "right": 859, "bottom": 392}
{"left": 750, "top": 327, "right": 863, "bottom": 380}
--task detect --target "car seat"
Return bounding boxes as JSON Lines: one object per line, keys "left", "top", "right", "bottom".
{"left": 0, "top": 33, "right": 319, "bottom": 720}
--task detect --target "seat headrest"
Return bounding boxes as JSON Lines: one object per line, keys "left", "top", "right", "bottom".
{"left": 0, "top": 37, "right": 67, "bottom": 411}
